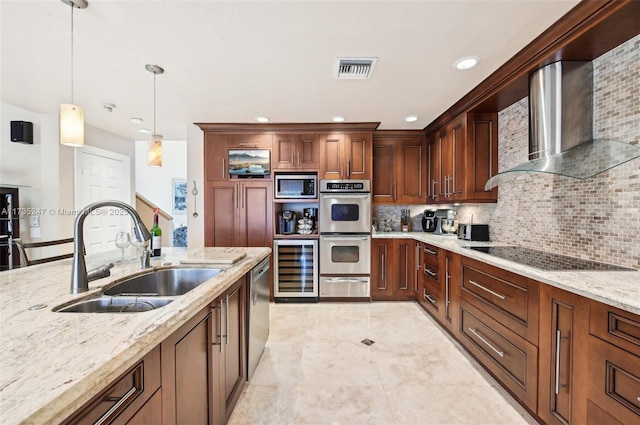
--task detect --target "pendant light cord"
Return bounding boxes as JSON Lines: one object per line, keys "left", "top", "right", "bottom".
{"left": 70, "top": 4, "right": 74, "bottom": 104}
{"left": 153, "top": 72, "right": 157, "bottom": 135}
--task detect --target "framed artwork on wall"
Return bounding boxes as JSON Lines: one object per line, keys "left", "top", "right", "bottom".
{"left": 172, "top": 179, "right": 187, "bottom": 213}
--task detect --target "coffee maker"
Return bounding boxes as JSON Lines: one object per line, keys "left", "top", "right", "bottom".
{"left": 279, "top": 210, "right": 297, "bottom": 234}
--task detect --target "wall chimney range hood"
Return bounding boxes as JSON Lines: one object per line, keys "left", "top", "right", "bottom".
{"left": 484, "top": 60, "right": 640, "bottom": 190}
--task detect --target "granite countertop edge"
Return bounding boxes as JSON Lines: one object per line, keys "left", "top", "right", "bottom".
{"left": 372, "top": 231, "right": 640, "bottom": 315}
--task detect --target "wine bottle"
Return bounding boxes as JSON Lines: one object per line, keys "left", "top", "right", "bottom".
{"left": 150, "top": 208, "right": 162, "bottom": 257}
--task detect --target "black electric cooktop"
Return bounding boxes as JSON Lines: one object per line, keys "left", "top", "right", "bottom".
{"left": 465, "top": 246, "right": 636, "bottom": 271}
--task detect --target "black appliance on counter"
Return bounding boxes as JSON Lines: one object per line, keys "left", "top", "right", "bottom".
{"left": 1, "top": 187, "right": 20, "bottom": 271}
{"left": 422, "top": 210, "right": 437, "bottom": 232}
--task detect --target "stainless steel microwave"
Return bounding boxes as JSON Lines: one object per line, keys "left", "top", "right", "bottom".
{"left": 274, "top": 174, "right": 317, "bottom": 199}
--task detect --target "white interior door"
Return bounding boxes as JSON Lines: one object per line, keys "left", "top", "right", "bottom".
{"left": 75, "top": 147, "right": 131, "bottom": 255}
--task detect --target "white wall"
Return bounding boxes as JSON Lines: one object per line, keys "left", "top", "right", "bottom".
{"left": 135, "top": 139, "right": 188, "bottom": 229}
{"left": 186, "top": 124, "right": 204, "bottom": 248}
{"left": 1, "top": 102, "right": 135, "bottom": 244}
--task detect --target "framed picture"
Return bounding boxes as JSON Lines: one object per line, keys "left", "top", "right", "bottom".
{"left": 172, "top": 179, "right": 187, "bottom": 213}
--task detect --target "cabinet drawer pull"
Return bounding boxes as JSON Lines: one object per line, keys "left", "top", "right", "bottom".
{"left": 468, "top": 279, "right": 506, "bottom": 300}
{"left": 424, "top": 290, "right": 438, "bottom": 306}
{"left": 95, "top": 386, "right": 138, "bottom": 425}
{"left": 468, "top": 327, "right": 505, "bottom": 358}
{"left": 424, "top": 268, "right": 437, "bottom": 278}
{"left": 424, "top": 248, "right": 438, "bottom": 256}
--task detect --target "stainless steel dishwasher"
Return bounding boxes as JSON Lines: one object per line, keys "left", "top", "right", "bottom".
{"left": 247, "top": 256, "right": 270, "bottom": 380}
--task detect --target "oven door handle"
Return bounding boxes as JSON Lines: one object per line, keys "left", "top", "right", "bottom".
{"left": 319, "top": 193, "right": 370, "bottom": 199}
{"left": 321, "top": 235, "right": 370, "bottom": 241}
{"left": 323, "top": 277, "right": 370, "bottom": 283}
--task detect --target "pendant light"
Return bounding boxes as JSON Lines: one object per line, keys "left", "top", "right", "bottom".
{"left": 59, "top": 0, "right": 87, "bottom": 147}
{"left": 146, "top": 64, "right": 164, "bottom": 167}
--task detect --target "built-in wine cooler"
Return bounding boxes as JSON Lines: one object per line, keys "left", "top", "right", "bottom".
{"left": 273, "top": 239, "right": 318, "bottom": 302}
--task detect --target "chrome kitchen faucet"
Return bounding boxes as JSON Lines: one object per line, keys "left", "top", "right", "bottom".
{"left": 70, "top": 200, "right": 151, "bottom": 294}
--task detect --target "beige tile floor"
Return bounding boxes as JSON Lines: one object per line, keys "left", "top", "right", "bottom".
{"left": 229, "top": 301, "right": 540, "bottom": 425}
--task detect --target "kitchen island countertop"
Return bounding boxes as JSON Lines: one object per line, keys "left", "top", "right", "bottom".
{"left": 0, "top": 247, "right": 270, "bottom": 425}
{"left": 373, "top": 231, "right": 640, "bottom": 315}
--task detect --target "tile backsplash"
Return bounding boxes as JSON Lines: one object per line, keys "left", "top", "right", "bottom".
{"left": 374, "top": 35, "right": 639, "bottom": 269}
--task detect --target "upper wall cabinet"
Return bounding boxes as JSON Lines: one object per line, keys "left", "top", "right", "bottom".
{"left": 272, "top": 133, "right": 320, "bottom": 171}
{"left": 373, "top": 131, "right": 426, "bottom": 204}
{"left": 204, "top": 133, "right": 273, "bottom": 182}
{"left": 427, "top": 113, "right": 498, "bottom": 204}
{"left": 320, "top": 132, "right": 372, "bottom": 180}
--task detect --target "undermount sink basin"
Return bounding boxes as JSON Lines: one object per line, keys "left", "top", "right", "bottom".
{"left": 103, "top": 267, "right": 223, "bottom": 297}
{"left": 55, "top": 268, "right": 222, "bottom": 313}
{"left": 56, "top": 296, "right": 175, "bottom": 313}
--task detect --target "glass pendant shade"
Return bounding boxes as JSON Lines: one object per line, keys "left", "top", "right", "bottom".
{"left": 60, "top": 103, "right": 84, "bottom": 147}
{"left": 148, "top": 136, "right": 163, "bottom": 167}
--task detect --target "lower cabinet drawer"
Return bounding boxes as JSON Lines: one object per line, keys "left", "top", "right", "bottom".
{"left": 421, "top": 285, "right": 440, "bottom": 313}
{"left": 589, "top": 300, "right": 640, "bottom": 356}
{"left": 459, "top": 303, "right": 538, "bottom": 411}
{"left": 63, "top": 346, "right": 161, "bottom": 425}
{"left": 587, "top": 335, "right": 640, "bottom": 425}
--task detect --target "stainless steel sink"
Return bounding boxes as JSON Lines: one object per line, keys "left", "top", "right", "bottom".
{"left": 55, "top": 268, "right": 222, "bottom": 313}
{"left": 56, "top": 296, "right": 175, "bottom": 313}
{"left": 103, "top": 268, "right": 222, "bottom": 297}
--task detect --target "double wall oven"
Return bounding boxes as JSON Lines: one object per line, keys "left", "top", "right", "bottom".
{"left": 319, "top": 180, "right": 371, "bottom": 299}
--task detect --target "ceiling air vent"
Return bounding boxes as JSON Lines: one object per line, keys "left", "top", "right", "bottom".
{"left": 334, "top": 57, "right": 377, "bottom": 80}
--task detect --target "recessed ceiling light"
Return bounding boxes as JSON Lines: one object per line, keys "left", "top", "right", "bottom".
{"left": 130, "top": 118, "right": 143, "bottom": 124}
{"left": 139, "top": 128, "right": 152, "bottom": 134}
{"left": 255, "top": 116, "right": 270, "bottom": 123}
{"left": 404, "top": 115, "right": 419, "bottom": 122}
{"left": 453, "top": 56, "right": 480, "bottom": 70}
{"left": 332, "top": 116, "right": 345, "bottom": 122}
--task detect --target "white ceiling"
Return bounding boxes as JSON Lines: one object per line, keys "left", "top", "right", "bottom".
{"left": 1, "top": 0, "right": 579, "bottom": 141}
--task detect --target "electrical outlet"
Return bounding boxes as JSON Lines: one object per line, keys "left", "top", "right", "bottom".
{"left": 29, "top": 215, "right": 40, "bottom": 227}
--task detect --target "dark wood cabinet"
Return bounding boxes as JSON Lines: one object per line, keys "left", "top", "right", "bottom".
{"left": 372, "top": 131, "right": 426, "bottom": 204}
{"left": 586, "top": 301, "right": 640, "bottom": 425}
{"left": 538, "top": 285, "right": 590, "bottom": 425}
{"left": 215, "top": 276, "right": 247, "bottom": 424}
{"left": 272, "top": 133, "right": 320, "bottom": 170}
{"left": 320, "top": 132, "right": 372, "bottom": 180}
{"left": 205, "top": 181, "right": 273, "bottom": 248}
{"left": 204, "top": 134, "right": 273, "bottom": 182}
{"left": 427, "top": 113, "right": 497, "bottom": 204}
{"left": 161, "top": 308, "right": 214, "bottom": 425}
{"left": 371, "top": 238, "right": 415, "bottom": 301}
{"left": 161, "top": 276, "right": 247, "bottom": 425}
{"left": 62, "top": 347, "right": 161, "bottom": 425}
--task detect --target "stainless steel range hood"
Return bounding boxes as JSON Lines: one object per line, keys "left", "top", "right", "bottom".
{"left": 485, "top": 61, "right": 640, "bottom": 190}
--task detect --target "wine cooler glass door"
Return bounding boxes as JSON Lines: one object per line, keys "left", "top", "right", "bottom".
{"left": 274, "top": 239, "right": 318, "bottom": 298}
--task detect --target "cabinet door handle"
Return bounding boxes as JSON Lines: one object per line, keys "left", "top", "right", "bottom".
{"left": 225, "top": 294, "right": 230, "bottom": 345}
{"left": 431, "top": 180, "right": 437, "bottom": 199}
{"left": 393, "top": 181, "right": 397, "bottom": 200}
{"left": 212, "top": 303, "right": 222, "bottom": 353}
{"left": 379, "top": 254, "right": 386, "bottom": 290}
{"left": 222, "top": 158, "right": 226, "bottom": 179}
{"left": 468, "top": 279, "right": 506, "bottom": 300}
{"left": 297, "top": 151, "right": 300, "bottom": 167}
{"left": 445, "top": 258, "right": 451, "bottom": 307}
{"left": 555, "top": 329, "right": 561, "bottom": 395}
{"left": 468, "top": 327, "right": 505, "bottom": 358}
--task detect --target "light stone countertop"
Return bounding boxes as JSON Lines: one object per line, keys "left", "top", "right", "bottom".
{"left": 0, "top": 246, "right": 270, "bottom": 425}
{"left": 373, "top": 231, "right": 640, "bottom": 315}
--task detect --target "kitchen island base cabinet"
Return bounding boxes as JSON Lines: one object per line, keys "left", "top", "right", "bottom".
{"left": 62, "top": 346, "right": 161, "bottom": 425}
{"left": 161, "top": 276, "right": 247, "bottom": 425}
